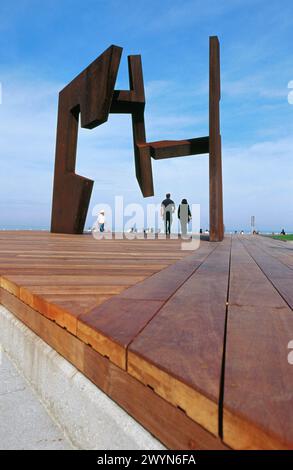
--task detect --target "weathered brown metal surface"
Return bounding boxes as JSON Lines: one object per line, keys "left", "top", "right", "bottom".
{"left": 51, "top": 37, "right": 224, "bottom": 241}
{"left": 51, "top": 45, "right": 123, "bottom": 234}
{"left": 209, "top": 36, "right": 224, "bottom": 241}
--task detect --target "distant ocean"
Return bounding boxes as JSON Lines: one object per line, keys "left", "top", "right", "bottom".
{"left": 0, "top": 226, "right": 292, "bottom": 235}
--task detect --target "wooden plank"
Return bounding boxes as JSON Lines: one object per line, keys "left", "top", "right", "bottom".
{"left": 0, "top": 267, "right": 164, "bottom": 276}
{"left": 0, "top": 287, "right": 229, "bottom": 450}
{"left": 253, "top": 235, "right": 293, "bottom": 256}
{"left": 0, "top": 274, "right": 146, "bottom": 286}
{"left": 241, "top": 236, "right": 293, "bottom": 309}
{"left": 77, "top": 241, "right": 217, "bottom": 369}
{"left": 120, "top": 241, "right": 217, "bottom": 300}
{"left": 0, "top": 287, "right": 85, "bottom": 371}
{"left": 78, "top": 298, "right": 164, "bottom": 368}
{"left": 17, "top": 285, "right": 126, "bottom": 295}
{"left": 252, "top": 237, "right": 293, "bottom": 278}
{"left": 19, "top": 288, "right": 110, "bottom": 335}
{"left": 223, "top": 237, "right": 293, "bottom": 449}
{"left": 83, "top": 345, "right": 229, "bottom": 451}
{"left": 128, "top": 237, "right": 231, "bottom": 436}
{"left": 0, "top": 232, "right": 193, "bottom": 336}
{"left": 242, "top": 238, "right": 293, "bottom": 279}
{"left": 250, "top": 235, "right": 293, "bottom": 268}
{"left": 0, "top": 274, "right": 141, "bottom": 334}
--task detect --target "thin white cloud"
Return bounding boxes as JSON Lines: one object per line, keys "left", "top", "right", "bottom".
{"left": 145, "top": 0, "right": 257, "bottom": 32}
{"left": 222, "top": 75, "right": 288, "bottom": 99}
{"left": 223, "top": 137, "right": 293, "bottom": 231}
{"left": 0, "top": 72, "right": 292, "bottom": 232}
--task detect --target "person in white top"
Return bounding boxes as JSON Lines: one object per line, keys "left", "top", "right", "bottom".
{"left": 92, "top": 209, "right": 105, "bottom": 233}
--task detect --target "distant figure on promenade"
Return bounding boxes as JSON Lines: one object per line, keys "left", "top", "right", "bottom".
{"left": 161, "top": 193, "right": 175, "bottom": 235}
{"left": 178, "top": 198, "right": 191, "bottom": 236}
{"left": 92, "top": 209, "right": 105, "bottom": 233}
{"left": 281, "top": 228, "right": 286, "bottom": 235}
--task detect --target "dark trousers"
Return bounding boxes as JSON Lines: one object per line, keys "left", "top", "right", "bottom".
{"left": 164, "top": 213, "right": 172, "bottom": 235}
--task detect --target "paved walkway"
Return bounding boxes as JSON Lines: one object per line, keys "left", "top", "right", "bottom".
{"left": 0, "top": 348, "right": 72, "bottom": 450}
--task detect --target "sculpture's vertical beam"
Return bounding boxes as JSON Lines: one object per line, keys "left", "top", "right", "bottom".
{"left": 51, "top": 97, "right": 94, "bottom": 234}
{"left": 50, "top": 46, "right": 122, "bottom": 234}
{"left": 209, "top": 36, "right": 224, "bottom": 242}
{"left": 128, "top": 56, "right": 154, "bottom": 197}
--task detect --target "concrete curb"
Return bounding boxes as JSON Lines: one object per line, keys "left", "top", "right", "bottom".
{"left": 0, "top": 305, "right": 165, "bottom": 450}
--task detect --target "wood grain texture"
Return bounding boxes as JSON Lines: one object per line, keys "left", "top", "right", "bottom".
{"left": 120, "top": 240, "right": 217, "bottom": 300}
{"left": 77, "top": 239, "right": 217, "bottom": 369}
{"left": 249, "top": 236, "right": 293, "bottom": 271}
{"left": 0, "top": 231, "right": 190, "bottom": 334}
{"left": 241, "top": 236, "right": 293, "bottom": 309}
{"left": 128, "top": 237, "right": 231, "bottom": 436}
{"left": 77, "top": 298, "right": 164, "bottom": 368}
{"left": 223, "top": 237, "right": 293, "bottom": 449}
{"left": 0, "top": 287, "right": 228, "bottom": 450}
{"left": 1, "top": 231, "right": 292, "bottom": 449}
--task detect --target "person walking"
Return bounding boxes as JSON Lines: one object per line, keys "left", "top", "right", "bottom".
{"left": 92, "top": 209, "right": 105, "bottom": 233}
{"left": 161, "top": 193, "right": 175, "bottom": 235}
{"left": 178, "top": 198, "right": 191, "bottom": 236}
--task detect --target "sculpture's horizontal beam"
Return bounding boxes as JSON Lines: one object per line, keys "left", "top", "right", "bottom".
{"left": 137, "top": 136, "right": 209, "bottom": 160}
{"left": 110, "top": 54, "right": 145, "bottom": 114}
{"left": 110, "top": 90, "right": 144, "bottom": 113}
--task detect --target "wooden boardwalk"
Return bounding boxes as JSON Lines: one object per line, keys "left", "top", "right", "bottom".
{"left": 0, "top": 231, "right": 292, "bottom": 449}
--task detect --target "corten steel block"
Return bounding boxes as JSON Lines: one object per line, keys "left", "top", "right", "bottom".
{"left": 110, "top": 55, "right": 154, "bottom": 197}
{"left": 51, "top": 38, "right": 224, "bottom": 241}
{"left": 209, "top": 36, "right": 224, "bottom": 242}
{"left": 51, "top": 45, "right": 123, "bottom": 234}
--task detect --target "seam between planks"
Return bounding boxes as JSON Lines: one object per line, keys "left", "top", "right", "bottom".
{"left": 239, "top": 237, "right": 293, "bottom": 312}
{"left": 0, "top": 287, "right": 230, "bottom": 450}
{"left": 248, "top": 235, "right": 293, "bottom": 273}
{"left": 125, "top": 242, "right": 222, "bottom": 371}
{"left": 218, "top": 234, "right": 233, "bottom": 439}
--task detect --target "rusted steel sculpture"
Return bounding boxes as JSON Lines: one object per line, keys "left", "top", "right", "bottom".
{"left": 51, "top": 37, "right": 224, "bottom": 241}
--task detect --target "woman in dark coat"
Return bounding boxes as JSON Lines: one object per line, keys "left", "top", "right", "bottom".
{"left": 178, "top": 198, "right": 191, "bottom": 236}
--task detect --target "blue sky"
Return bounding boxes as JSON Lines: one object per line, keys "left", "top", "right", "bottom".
{"left": 0, "top": 0, "right": 292, "bottom": 232}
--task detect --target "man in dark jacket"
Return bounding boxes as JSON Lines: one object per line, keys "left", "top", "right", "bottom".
{"left": 161, "top": 193, "right": 175, "bottom": 235}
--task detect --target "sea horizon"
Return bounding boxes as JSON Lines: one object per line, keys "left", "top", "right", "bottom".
{"left": 0, "top": 225, "right": 292, "bottom": 235}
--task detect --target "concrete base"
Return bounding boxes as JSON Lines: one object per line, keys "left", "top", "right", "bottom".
{"left": 0, "top": 349, "right": 72, "bottom": 449}
{"left": 0, "top": 305, "right": 164, "bottom": 450}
